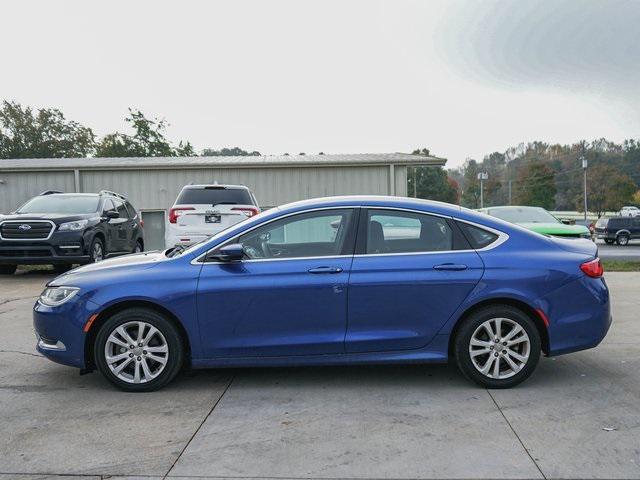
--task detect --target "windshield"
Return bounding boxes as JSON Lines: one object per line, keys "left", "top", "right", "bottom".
{"left": 487, "top": 207, "right": 558, "bottom": 224}
{"left": 16, "top": 195, "right": 100, "bottom": 214}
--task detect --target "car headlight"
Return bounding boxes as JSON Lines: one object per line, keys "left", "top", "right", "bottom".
{"left": 39, "top": 286, "right": 79, "bottom": 306}
{"left": 58, "top": 219, "right": 89, "bottom": 231}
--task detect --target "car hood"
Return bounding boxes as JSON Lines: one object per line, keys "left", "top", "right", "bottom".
{"left": 49, "top": 250, "right": 166, "bottom": 286}
{"left": 518, "top": 222, "right": 589, "bottom": 235}
{"left": 0, "top": 213, "right": 95, "bottom": 223}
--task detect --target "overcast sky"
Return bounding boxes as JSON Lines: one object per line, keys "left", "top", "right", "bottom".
{"left": 1, "top": 0, "right": 638, "bottom": 167}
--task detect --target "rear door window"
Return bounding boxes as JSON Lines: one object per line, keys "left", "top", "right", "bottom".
{"left": 176, "top": 187, "right": 253, "bottom": 206}
{"left": 114, "top": 199, "right": 130, "bottom": 219}
{"left": 457, "top": 222, "right": 499, "bottom": 249}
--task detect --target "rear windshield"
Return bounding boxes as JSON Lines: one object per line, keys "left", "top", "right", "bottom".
{"left": 16, "top": 195, "right": 100, "bottom": 214}
{"left": 176, "top": 187, "right": 254, "bottom": 206}
{"left": 595, "top": 218, "right": 609, "bottom": 228}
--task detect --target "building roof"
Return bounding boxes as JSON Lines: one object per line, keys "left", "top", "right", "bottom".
{"left": 0, "top": 153, "right": 446, "bottom": 171}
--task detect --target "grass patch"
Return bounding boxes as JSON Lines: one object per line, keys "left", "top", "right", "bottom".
{"left": 602, "top": 260, "right": 640, "bottom": 272}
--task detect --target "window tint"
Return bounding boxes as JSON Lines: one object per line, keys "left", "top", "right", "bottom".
{"left": 125, "top": 201, "right": 137, "bottom": 218}
{"left": 17, "top": 195, "right": 99, "bottom": 214}
{"left": 102, "top": 199, "right": 117, "bottom": 214}
{"left": 238, "top": 209, "right": 353, "bottom": 259}
{"left": 458, "top": 222, "right": 499, "bottom": 249}
{"left": 114, "top": 199, "right": 130, "bottom": 219}
{"left": 176, "top": 187, "right": 254, "bottom": 206}
{"left": 366, "top": 210, "right": 453, "bottom": 254}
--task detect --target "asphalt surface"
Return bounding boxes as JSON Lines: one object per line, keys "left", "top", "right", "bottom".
{"left": 596, "top": 239, "right": 640, "bottom": 261}
{"left": 1, "top": 270, "right": 639, "bottom": 479}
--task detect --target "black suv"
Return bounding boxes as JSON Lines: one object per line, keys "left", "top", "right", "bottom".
{"left": 0, "top": 190, "right": 144, "bottom": 274}
{"left": 594, "top": 216, "right": 640, "bottom": 246}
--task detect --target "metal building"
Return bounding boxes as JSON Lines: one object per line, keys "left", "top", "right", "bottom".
{"left": 0, "top": 153, "right": 446, "bottom": 249}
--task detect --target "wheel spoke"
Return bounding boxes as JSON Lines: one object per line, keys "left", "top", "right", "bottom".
{"left": 140, "top": 357, "right": 155, "bottom": 380}
{"left": 470, "top": 338, "right": 492, "bottom": 348}
{"left": 142, "top": 326, "right": 159, "bottom": 345}
{"left": 106, "top": 352, "right": 130, "bottom": 364}
{"left": 480, "top": 355, "right": 495, "bottom": 375}
{"left": 107, "top": 334, "right": 128, "bottom": 349}
{"left": 116, "top": 326, "right": 135, "bottom": 346}
{"left": 145, "top": 344, "right": 168, "bottom": 353}
{"left": 133, "top": 361, "right": 141, "bottom": 383}
{"left": 507, "top": 349, "right": 528, "bottom": 363}
{"left": 503, "top": 353, "right": 521, "bottom": 372}
{"left": 147, "top": 353, "right": 167, "bottom": 365}
{"left": 507, "top": 335, "right": 527, "bottom": 347}
{"left": 113, "top": 357, "right": 133, "bottom": 374}
{"left": 503, "top": 325, "right": 523, "bottom": 342}
{"left": 136, "top": 322, "right": 146, "bottom": 343}
{"left": 471, "top": 348, "right": 491, "bottom": 358}
{"left": 494, "top": 318, "right": 502, "bottom": 339}
{"left": 492, "top": 356, "right": 501, "bottom": 378}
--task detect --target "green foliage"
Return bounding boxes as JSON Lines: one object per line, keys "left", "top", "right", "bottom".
{"left": 202, "top": 147, "right": 260, "bottom": 156}
{"left": 514, "top": 162, "right": 556, "bottom": 209}
{"left": 584, "top": 164, "right": 636, "bottom": 216}
{"left": 0, "top": 100, "right": 95, "bottom": 158}
{"left": 407, "top": 166, "right": 459, "bottom": 204}
{"left": 460, "top": 159, "right": 480, "bottom": 208}
{"left": 95, "top": 109, "right": 194, "bottom": 157}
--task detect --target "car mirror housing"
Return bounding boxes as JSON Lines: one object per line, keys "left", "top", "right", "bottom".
{"left": 103, "top": 211, "right": 119, "bottom": 220}
{"left": 207, "top": 243, "right": 244, "bottom": 262}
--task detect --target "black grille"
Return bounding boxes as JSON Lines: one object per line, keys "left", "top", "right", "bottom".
{"left": 0, "top": 222, "right": 54, "bottom": 240}
{"left": 0, "top": 248, "right": 53, "bottom": 258}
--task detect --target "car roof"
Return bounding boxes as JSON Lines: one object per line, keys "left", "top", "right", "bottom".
{"left": 181, "top": 184, "right": 249, "bottom": 190}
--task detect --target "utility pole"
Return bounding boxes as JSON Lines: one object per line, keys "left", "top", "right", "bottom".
{"left": 477, "top": 172, "right": 488, "bottom": 208}
{"left": 581, "top": 156, "right": 588, "bottom": 221}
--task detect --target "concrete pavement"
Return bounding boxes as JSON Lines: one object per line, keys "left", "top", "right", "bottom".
{"left": 1, "top": 270, "right": 639, "bottom": 479}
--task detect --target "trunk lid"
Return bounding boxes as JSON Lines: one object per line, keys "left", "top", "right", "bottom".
{"left": 548, "top": 236, "right": 598, "bottom": 258}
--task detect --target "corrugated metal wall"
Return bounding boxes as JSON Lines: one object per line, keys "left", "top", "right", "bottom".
{"left": 0, "top": 171, "right": 76, "bottom": 212}
{"left": 79, "top": 165, "right": 398, "bottom": 210}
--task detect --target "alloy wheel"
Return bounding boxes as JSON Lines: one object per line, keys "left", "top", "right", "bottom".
{"left": 468, "top": 317, "right": 531, "bottom": 380}
{"left": 93, "top": 242, "right": 104, "bottom": 262}
{"left": 104, "top": 321, "right": 169, "bottom": 384}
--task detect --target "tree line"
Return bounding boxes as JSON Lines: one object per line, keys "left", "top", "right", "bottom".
{"left": 1, "top": 100, "right": 638, "bottom": 212}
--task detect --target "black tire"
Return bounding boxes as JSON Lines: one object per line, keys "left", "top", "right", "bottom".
{"left": 604, "top": 239, "right": 614, "bottom": 245}
{"left": 454, "top": 305, "right": 541, "bottom": 389}
{"left": 94, "top": 308, "right": 184, "bottom": 392}
{"left": 616, "top": 234, "right": 629, "bottom": 246}
{"left": 90, "top": 237, "right": 105, "bottom": 262}
{"left": 0, "top": 264, "right": 17, "bottom": 275}
{"left": 133, "top": 239, "right": 143, "bottom": 254}
{"left": 53, "top": 264, "right": 72, "bottom": 274}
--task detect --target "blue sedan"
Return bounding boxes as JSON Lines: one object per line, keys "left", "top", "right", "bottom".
{"left": 33, "top": 196, "right": 611, "bottom": 391}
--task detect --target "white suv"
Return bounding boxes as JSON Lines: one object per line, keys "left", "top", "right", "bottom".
{"left": 165, "top": 184, "right": 260, "bottom": 247}
{"left": 620, "top": 206, "right": 640, "bottom": 217}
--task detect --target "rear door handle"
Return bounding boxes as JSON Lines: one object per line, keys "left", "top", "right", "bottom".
{"left": 308, "top": 266, "right": 343, "bottom": 274}
{"left": 433, "top": 263, "right": 468, "bottom": 271}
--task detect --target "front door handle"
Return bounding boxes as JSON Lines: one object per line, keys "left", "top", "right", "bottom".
{"left": 433, "top": 263, "right": 468, "bottom": 271}
{"left": 308, "top": 266, "right": 343, "bottom": 274}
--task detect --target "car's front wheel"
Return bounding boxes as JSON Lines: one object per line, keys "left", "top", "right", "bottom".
{"left": 94, "top": 308, "right": 184, "bottom": 392}
{"left": 90, "top": 237, "right": 105, "bottom": 262}
{"left": 454, "top": 305, "right": 541, "bottom": 389}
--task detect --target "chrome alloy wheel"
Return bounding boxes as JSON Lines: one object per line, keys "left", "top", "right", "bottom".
{"left": 104, "top": 321, "right": 169, "bottom": 384}
{"left": 92, "top": 242, "right": 104, "bottom": 262}
{"left": 469, "top": 317, "right": 531, "bottom": 380}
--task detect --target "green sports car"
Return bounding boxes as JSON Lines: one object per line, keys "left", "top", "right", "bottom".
{"left": 478, "top": 206, "right": 591, "bottom": 239}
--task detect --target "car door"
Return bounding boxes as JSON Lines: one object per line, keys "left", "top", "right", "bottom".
{"left": 196, "top": 208, "right": 358, "bottom": 358}
{"left": 101, "top": 199, "right": 121, "bottom": 254}
{"left": 111, "top": 199, "right": 132, "bottom": 252}
{"left": 633, "top": 218, "right": 640, "bottom": 239}
{"left": 345, "top": 208, "right": 484, "bottom": 353}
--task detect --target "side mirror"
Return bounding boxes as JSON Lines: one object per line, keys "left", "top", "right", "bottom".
{"left": 103, "top": 210, "right": 119, "bottom": 220}
{"left": 208, "top": 243, "right": 244, "bottom": 262}
{"left": 560, "top": 218, "right": 574, "bottom": 225}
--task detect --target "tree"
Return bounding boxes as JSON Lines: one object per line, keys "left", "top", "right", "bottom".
{"left": 460, "top": 159, "right": 481, "bottom": 208}
{"left": 202, "top": 147, "right": 260, "bottom": 156}
{"left": 0, "top": 100, "right": 95, "bottom": 158}
{"left": 412, "top": 148, "right": 431, "bottom": 156}
{"left": 582, "top": 164, "right": 636, "bottom": 216}
{"left": 407, "top": 166, "right": 458, "bottom": 204}
{"left": 95, "top": 109, "right": 194, "bottom": 157}
{"left": 514, "top": 162, "right": 556, "bottom": 209}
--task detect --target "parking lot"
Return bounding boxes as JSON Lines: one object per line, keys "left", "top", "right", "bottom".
{"left": 1, "top": 271, "right": 639, "bottom": 480}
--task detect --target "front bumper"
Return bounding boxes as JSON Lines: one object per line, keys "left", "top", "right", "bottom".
{"left": 33, "top": 295, "right": 100, "bottom": 368}
{"left": 0, "top": 231, "right": 91, "bottom": 264}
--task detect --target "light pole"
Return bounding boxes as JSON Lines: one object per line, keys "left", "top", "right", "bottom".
{"left": 581, "top": 156, "right": 588, "bottom": 221}
{"left": 477, "top": 172, "right": 488, "bottom": 208}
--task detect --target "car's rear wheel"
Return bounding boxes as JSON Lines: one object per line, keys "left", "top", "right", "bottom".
{"left": 454, "top": 305, "right": 541, "bottom": 388}
{"left": 94, "top": 308, "right": 184, "bottom": 392}
{"left": 0, "top": 264, "right": 17, "bottom": 275}
{"left": 616, "top": 234, "right": 629, "bottom": 246}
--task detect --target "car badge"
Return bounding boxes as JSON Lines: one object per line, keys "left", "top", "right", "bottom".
{"left": 18, "top": 224, "right": 32, "bottom": 231}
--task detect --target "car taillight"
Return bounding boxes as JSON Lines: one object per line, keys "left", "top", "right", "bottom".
{"left": 231, "top": 206, "right": 259, "bottom": 217}
{"left": 580, "top": 258, "right": 603, "bottom": 278}
{"left": 169, "top": 207, "right": 194, "bottom": 224}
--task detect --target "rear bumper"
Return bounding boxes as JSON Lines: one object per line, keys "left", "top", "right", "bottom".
{"left": 541, "top": 275, "right": 612, "bottom": 356}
